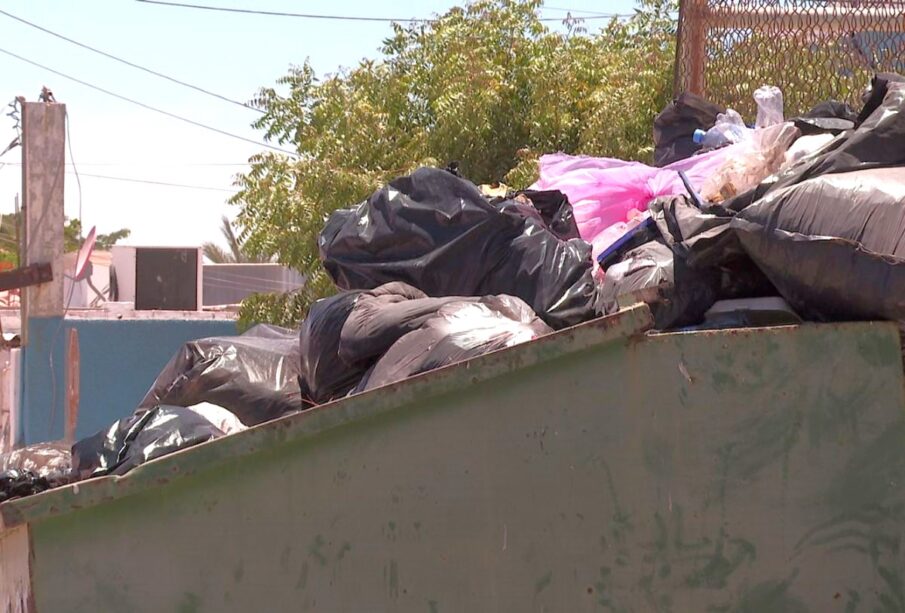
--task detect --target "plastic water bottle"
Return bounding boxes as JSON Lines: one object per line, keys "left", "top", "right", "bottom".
{"left": 693, "top": 109, "right": 751, "bottom": 149}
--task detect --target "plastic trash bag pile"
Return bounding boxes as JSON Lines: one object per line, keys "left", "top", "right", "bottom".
{"left": 602, "top": 75, "right": 905, "bottom": 332}
{"left": 6, "top": 74, "right": 905, "bottom": 502}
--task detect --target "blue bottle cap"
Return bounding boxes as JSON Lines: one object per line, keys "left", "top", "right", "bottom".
{"left": 693, "top": 129, "right": 706, "bottom": 144}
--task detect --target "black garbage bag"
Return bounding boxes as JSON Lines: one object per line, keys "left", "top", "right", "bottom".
{"left": 653, "top": 92, "right": 725, "bottom": 167}
{"left": 600, "top": 240, "right": 719, "bottom": 329}
{"left": 339, "top": 282, "right": 464, "bottom": 366}
{"left": 319, "top": 167, "right": 602, "bottom": 329}
{"left": 794, "top": 100, "right": 856, "bottom": 135}
{"left": 731, "top": 167, "right": 905, "bottom": 323}
{"left": 302, "top": 282, "right": 490, "bottom": 403}
{"left": 298, "top": 290, "right": 368, "bottom": 404}
{"left": 725, "top": 81, "right": 905, "bottom": 212}
{"left": 139, "top": 324, "right": 303, "bottom": 427}
{"left": 0, "top": 470, "right": 53, "bottom": 502}
{"left": 650, "top": 195, "right": 739, "bottom": 268}
{"left": 649, "top": 195, "right": 776, "bottom": 301}
{"left": 0, "top": 442, "right": 72, "bottom": 501}
{"left": 354, "top": 295, "right": 552, "bottom": 393}
{"left": 71, "top": 405, "right": 226, "bottom": 480}
{"left": 489, "top": 190, "right": 581, "bottom": 241}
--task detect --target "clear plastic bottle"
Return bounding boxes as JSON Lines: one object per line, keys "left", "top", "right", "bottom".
{"left": 693, "top": 109, "right": 750, "bottom": 149}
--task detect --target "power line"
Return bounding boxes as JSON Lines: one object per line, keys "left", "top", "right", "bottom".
{"left": 0, "top": 46, "right": 298, "bottom": 157}
{"left": 134, "top": 0, "right": 632, "bottom": 22}
{"left": 69, "top": 171, "right": 238, "bottom": 192}
{"left": 0, "top": 8, "right": 263, "bottom": 114}
{"left": 6, "top": 162, "right": 251, "bottom": 167}
{"left": 543, "top": 6, "right": 629, "bottom": 17}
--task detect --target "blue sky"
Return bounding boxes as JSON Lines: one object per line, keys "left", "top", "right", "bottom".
{"left": 0, "top": 0, "right": 640, "bottom": 249}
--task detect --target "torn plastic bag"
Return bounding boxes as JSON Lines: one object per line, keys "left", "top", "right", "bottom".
{"left": 320, "top": 167, "right": 602, "bottom": 329}
{"left": 653, "top": 92, "right": 725, "bottom": 167}
{"left": 731, "top": 167, "right": 905, "bottom": 323}
{"left": 0, "top": 442, "right": 72, "bottom": 501}
{"left": 139, "top": 324, "right": 303, "bottom": 427}
{"left": 700, "top": 122, "right": 800, "bottom": 203}
{"left": 339, "top": 282, "right": 465, "bottom": 366}
{"left": 71, "top": 405, "right": 226, "bottom": 480}
{"left": 531, "top": 146, "right": 747, "bottom": 261}
{"left": 600, "top": 241, "right": 719, "bottom": 329}
{"left": 725, "top": 81, "right": 905, "bottom": 212}
{"left": 354, "top": 295, "right": 552, "bottom": 393}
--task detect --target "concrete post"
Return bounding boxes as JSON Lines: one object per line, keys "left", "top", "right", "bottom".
{"left": 21, "top": 101, "right": 66, "bottom": 322}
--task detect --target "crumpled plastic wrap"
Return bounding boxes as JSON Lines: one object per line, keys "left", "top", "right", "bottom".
{"left": 700, "top": 122, "right": 800, "bottom": 203}
{"left": 354, "top": 295, "right": 552, "bottom": 393}
{"left": 319, "top": 167, "right": 602, "bottom": 329}
{"left": 724, "top": 80, "right": 905, "bottom": 212}
{"left": 139, "top": 324, "right": 304, "bottom": 426}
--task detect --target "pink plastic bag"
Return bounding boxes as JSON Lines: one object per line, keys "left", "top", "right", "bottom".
{"left": 530, "top": 146, "right": 745, "bottom": 260}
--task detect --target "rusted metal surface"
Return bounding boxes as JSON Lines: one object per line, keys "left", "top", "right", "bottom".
{"left": 3, "top": 310, "right": 905, "bottom": 611}
{"left": 0, "top": 263, "right": 52, "bottom": 293}
{"left": 64, "top": 328, "right": 79, "bottom": 444}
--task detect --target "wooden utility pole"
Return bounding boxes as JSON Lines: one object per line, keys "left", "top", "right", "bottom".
{"left": 20, "top": 99, "right": 66, "bottom": 332}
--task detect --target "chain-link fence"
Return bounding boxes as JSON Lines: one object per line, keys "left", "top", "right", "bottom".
{"left": 675, "top": 0, "right": 905, "bottom": 117}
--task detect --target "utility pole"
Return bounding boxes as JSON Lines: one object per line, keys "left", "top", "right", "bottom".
{"left": 20, "top": 98, "right": 66, "bottom": 341}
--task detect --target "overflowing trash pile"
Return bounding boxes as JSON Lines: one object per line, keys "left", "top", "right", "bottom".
{"left": 3, "top": 74, "right": 905, "bottom": 501}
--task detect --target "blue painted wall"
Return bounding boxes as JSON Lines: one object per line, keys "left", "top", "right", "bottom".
{"left": 20, "top": 317, "right": 237, "bottom": 444}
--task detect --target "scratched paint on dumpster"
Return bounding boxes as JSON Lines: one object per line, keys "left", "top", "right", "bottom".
{"left": 9, "top": 318, "right": 905, "bottom": 612}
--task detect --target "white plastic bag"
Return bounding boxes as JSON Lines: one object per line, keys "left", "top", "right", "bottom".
{"left": 754, "top": 85, "right": 784, "bottom": 128}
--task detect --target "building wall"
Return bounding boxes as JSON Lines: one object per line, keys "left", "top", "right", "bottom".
{"left": 19, "top": 317, "right": 237, "bottom": 444}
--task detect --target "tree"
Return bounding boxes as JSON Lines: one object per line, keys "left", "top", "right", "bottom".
{"left": 202, "top": 215, "right": 272, "bottom": 264}
{"left": 63, "top": 219, "right": 131, "bottom": 252}
{"left": 232, "top": 0, "right": 677, "bottom": 328}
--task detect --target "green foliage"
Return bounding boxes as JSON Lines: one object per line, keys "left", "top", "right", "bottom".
{"left": 202, "top": 215, "right": 272, "bottom": 263}
{"left": 0, "top": 214, "right": 129, "bottom": 266}
{"left": 233, "top": 0, "right": 678, "bottom": 327}
{"left": 64, "top": 218, "right": 131, "bottom": 252}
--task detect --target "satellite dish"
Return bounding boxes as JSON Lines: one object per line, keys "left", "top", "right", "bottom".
{"left": 74, "top": 226, "right": 96, "bottom": 282}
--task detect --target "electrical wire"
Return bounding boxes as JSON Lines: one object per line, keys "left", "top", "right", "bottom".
{"left": 543, "top": 5, "right": 628, "bottom": 17}
{"left": 0, "top": 8, "right": 263, "bottom": 114}
{"left": 6, "top": 162, "right": 251, "bottom": 167}
{"left": 134, "top": 0, "right": 632, "bottom": 22}
{"left": 70, "top": 171, "right": 238, "bottom": 193}
{"left": 65, "top": 110, "right": 83, "bottom": 236}
{"left": 0, "top": 46, "right": 298, "bottom": 157}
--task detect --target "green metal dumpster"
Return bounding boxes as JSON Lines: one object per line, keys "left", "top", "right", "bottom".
{"left": 2, "top": 305, "right": 904, "bottom": 611}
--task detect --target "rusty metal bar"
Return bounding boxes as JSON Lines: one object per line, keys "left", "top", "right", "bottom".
{"left": 64, "top": 328, "right": 79, "bottom": 444}
{"left": 0, "top": 263, "right": 52, "bottom": 293}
